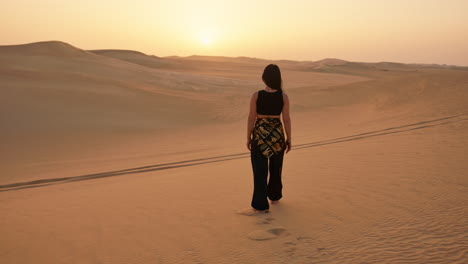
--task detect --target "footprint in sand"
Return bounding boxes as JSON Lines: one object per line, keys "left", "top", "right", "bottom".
{"left": 236, "top": 208, "right": 270, "bottom": 216}
{"left": 256, "top": 217, "right": 275, "bottom": 225}
{"left": 237, "top": 208, "right": 288, "bottom": 240}
{"left": 248, "top": 227, "right": 289, "bottom": 241}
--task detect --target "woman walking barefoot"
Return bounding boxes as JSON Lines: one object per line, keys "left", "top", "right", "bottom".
{"left": 246, "top": 64, "right": 292, "bottom": 213}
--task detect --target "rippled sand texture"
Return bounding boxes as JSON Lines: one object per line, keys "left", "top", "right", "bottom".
{"left": 1, "top": 41, "right": 467, "bottom": 263}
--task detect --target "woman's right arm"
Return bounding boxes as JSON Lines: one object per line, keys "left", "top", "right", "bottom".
{"left": 282, "top": 93, "right": 292, "bottom": 153}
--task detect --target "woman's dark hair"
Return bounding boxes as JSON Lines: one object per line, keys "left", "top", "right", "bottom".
{"left": 262, "top": 64, "right": 282, "bottom": 91}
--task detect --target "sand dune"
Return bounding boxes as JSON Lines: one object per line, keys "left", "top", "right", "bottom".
{"left": 0, "top": 41, "right": 372, "bottom": 183}
{"left": 90, "top": 49, "right": 187, "bottom": 70}
{"left": 0, "top": 41, "right": 97, "bottom": 58}
{"left": 0, "top": 41, "right": 467, "bottom": 263}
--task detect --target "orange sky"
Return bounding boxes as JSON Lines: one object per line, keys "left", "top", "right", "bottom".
{"left": 1, "top": 0, "right": 467, "bottom": 65}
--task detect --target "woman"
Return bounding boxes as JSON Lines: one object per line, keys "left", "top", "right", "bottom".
{"left": 246, "top": 64, "right": 292, "bottom": 213}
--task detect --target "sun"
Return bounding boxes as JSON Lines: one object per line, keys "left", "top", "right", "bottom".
{"left": 197, "top": 29, "right": 216, "bottom": 46}
{"left": 201, "top": 35, "right": 212, "bottom": 45}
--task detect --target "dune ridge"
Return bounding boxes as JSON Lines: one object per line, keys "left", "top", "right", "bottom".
{"left": 0, "top": 40, "right": 97, "bottom": 58}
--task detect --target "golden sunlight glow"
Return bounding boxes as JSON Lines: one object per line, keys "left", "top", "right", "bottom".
{"left": 200, "top": 35, "right": 212, "bottom": 45}
{"left": 1, "top": 0, "right": 468, "bottom": 65}
{"left": 197, "top": 28, "right": 216, "bottom": 46}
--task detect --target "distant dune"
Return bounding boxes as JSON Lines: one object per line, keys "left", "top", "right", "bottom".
{"left": 0, "top": 41, "right": 96, "bottom": 57}
{"left": 89, "top": 49, "right": 187, "bottom": 69}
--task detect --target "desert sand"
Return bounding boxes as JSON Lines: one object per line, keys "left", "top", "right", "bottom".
{"left": 0, "top": 41, "right": 467, "bottom": 263}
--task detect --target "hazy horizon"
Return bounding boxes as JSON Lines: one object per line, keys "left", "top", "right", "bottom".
{"left": 2, "top": 0, "right": 468, "bottom": 66}
{"left": 3, "top": 39, "right": 468, "bottom": 67}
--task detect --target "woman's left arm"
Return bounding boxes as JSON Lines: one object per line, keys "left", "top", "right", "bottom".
{"left": 246, "top": 92, "right": 258, "bottom": 150}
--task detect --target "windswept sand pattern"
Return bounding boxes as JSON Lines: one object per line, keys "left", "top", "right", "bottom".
{"left": 276, "top": 207, "right": 467, "bottom": 264}
{"left": 237, "top": 198, "right": 467, "bottom": 263}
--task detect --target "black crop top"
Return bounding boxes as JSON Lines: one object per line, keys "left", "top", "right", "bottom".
{"left": 256, "top": 89, "right": 284, "bottom": 115}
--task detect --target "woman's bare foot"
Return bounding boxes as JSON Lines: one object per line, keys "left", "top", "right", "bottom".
{"left": 238, "top": 208, "right": 269, "bottom": 216}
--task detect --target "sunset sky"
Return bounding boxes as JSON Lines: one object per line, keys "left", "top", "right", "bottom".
{"left": 1, "top": 0, "right": 467, "bottom": 65}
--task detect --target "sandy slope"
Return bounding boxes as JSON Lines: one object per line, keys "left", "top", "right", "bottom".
{"left": 0, "top": 41, "right": 467, "bottom": 263}
{"left": 0, "top": 41, "right": 369, "bottom": 184}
